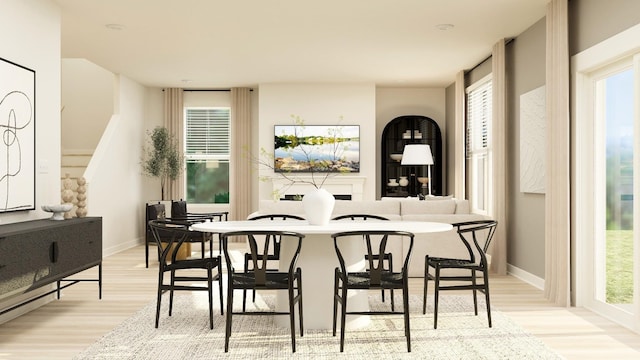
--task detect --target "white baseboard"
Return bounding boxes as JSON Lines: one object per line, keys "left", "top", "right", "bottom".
{"left": 507, "top": 263, "right": 545, "bottom": 290}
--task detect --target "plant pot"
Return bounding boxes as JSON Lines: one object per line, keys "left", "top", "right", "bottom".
{"left": 302, "top": 188, "right": 335, "bottom": 225}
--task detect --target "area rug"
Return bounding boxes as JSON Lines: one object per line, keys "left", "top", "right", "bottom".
{"left": 73, "top": 293, "right": 562, "bottom": 360}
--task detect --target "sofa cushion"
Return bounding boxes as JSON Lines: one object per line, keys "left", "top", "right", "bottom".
{"left": 400, "top": 199, "right": 457, "bottom": 215}
{"left": 332, "top": 199, "right": 400, "bottom": 217}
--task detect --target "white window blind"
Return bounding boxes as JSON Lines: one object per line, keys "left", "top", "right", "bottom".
{"left": 466, "top": 80, "right": 492, "bottom": 156}
{"left": 185, "top": 108, "right": 230, "bottom": 157}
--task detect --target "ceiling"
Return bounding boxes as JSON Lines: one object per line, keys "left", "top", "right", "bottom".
{"left": 55, "top": 0, "right": 548, "bottom": 89}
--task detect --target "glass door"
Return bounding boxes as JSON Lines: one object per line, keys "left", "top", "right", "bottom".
{"left": 580, "top": 59, "right": 639, "bottom": 332}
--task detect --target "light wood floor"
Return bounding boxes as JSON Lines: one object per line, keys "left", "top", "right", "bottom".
{"left": 1, "top": 243, "right": 640, "bottom": 359}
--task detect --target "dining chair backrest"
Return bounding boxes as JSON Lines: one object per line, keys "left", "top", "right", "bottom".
{"left": 332, "top": 230, "right": 414, "bottom": 283}
{"left": 332, "top": 214, "right": 389, "bottom": 221}
{"left": 453, "top": 220, "right": 498, "bottom": 267}
{"left": 148, "top": 219, "right": 192, "bottom": 264}
{"left": 220, "top": 230, "right": 305, "bottom": 281}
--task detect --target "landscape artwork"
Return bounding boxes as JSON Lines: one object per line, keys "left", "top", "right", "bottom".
{"left": 274, "top": 125, "right": 360, "bottom": 173}
{"left": 0, "top": 57, "right": 36, "bottom": 212}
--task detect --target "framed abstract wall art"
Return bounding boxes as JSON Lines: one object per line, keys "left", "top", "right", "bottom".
{"left": 0, "top": 57, "right": 35, "bottom": 212}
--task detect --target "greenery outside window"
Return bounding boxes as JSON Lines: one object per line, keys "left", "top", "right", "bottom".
{"left": 184, "top": 107, "right": 230, "bottom": 204}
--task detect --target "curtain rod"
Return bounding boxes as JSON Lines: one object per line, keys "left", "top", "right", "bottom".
{"left": 466, "top": 38, "right": 514, "bottom": 73}
{"left": 161, "top": 89, "right": 254, "bottom": 92}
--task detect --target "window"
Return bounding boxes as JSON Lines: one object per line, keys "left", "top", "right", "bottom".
{"left": 466, "top": 75, "right": 492, "bottom": 214}
{"left": 184, "top": 107, "right": 230, "bottom": 204}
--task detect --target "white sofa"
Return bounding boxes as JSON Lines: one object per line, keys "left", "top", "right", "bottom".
{"left": 252, "top": 197, "right": 490, "bottom": 277}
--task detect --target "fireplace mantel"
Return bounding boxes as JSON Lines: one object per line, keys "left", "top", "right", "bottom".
{"left": 271, "top": 175, "right": 366, "bottom": 201}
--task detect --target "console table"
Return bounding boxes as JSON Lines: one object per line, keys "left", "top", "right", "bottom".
{"left": 0, "top": 217, "right": 102, "bottom": 315}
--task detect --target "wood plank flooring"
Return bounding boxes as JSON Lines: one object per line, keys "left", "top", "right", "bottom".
{"left": 1, "top": 243, "right": 639, "bottom": 359}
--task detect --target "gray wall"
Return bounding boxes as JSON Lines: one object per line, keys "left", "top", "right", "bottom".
{"left": 569, "top": 0, "right": 640, "bottom": 55}
{"left": 506, "top": 19, "right": 547, "bottom": 278}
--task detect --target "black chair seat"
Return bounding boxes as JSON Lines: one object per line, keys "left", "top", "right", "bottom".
{"left": 344, "top": 272, "right": 404, "bottom": 288}
{"left": 231, "top": 272, "right": 296, "bottom": 290}
{"left": 164, "top": 257, "right": 221, "bottom": 271}
{"left": 427, "top": 257, "right": 484, "bottom": 270}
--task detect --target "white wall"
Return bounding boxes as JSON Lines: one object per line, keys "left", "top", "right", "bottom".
{"left": 257, "top": 83, "right": 376, "bottom": 203}
{"left": 84, "top": 76, "right": 148, "bottom": 256}
{"left": 61, "top": 59, "right": 113, "bottom": 152}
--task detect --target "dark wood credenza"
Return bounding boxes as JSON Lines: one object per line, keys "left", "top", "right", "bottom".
{"left": 0, "top": 217, "right": 102, "bottom": 315}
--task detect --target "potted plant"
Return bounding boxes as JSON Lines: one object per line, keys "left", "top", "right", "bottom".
{"left": 141, "top": 126, "right": 183, "bottom": 200}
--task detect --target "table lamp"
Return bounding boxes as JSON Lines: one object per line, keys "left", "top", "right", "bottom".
{"left": 400, "top": 144, "right": 434, "bottom": 196}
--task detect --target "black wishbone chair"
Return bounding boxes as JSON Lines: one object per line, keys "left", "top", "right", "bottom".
{"left": 220, "top": 230, "right": 305, "bottom": 353}
{"left": 148, "top": 219, "right": 224, "bottom": 330}
{"left": 423, "top": 220, "right": 498, "bottom": 329}
{"left": 242, "top": 214, "right": 305, "bottom": 311}
{"left": 331, "top": 230, "right": 415, "bottom": 352}
{"left": 331, "top": 214, "right": 395, "bottom": 308}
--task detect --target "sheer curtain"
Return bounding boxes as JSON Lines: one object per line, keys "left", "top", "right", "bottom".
{"left": 454, "top": 70, "right": 466, "bottom": 200}
{"left": 163, "top": 88, "right": 184, "bottom": 200}
{"left": 490, "top": 39, "right": 508, "bottom": 275}
{"left": 230, "top": 88, "right": 252, "bottom": 221}
{"left": 545, "top": 0, "right": 571, "bottom": 306}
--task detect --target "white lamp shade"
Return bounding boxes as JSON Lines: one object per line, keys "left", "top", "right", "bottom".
{"left": 400, "top": 144, "right": 434, "bottom": 165}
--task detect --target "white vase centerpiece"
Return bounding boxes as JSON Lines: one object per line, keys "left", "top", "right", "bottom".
{"left": 302, "top": 188, "right": 335, "bottom": 225}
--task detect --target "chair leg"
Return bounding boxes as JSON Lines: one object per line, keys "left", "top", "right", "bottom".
{"left": 297, "top": 270, "right": 304, "bottom": 337}
{"left": 339, "top": 283, "right": 348, "bottom": 352}
{"left": 472, "top": 269, "right": 478, "bottom": 315}
{"left": 433, "top": 266, "right": 440, "bottom": 329}
{"left": 288, "top": 285, "right": 297, "bottom": 353}
{"left": 483, "top": 271, "right": 492, "bottom": 328}
{"left": 155, "top": 271, "right": 164, "bottom": 328}
{"left": 332, "top": 271, "right": 339, "bottom": 336}
{"left": 423, "top": 256, "right": 429, "bottom": 315}
{"left": 389, "top": 255, "right": 394, "bottom": 311}
{"left": 145, "top": 241, "right": 150, "bottom": 268}
{"left": 207, "top": 267, "right": 214, "bottom": 329}
{"left": 224, "top": 281, "right": 234, "bottom": 352}
{"left": 169, "top": 270, "right": 175, "bottom": 317}
{"left": 403, "top": 281, "right": 411, "bottom": 352}
{"left": 217, "top": 266, "right": 224, "bottom": 315}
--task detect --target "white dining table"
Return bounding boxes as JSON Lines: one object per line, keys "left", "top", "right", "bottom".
{"left": 191, "top": 220, "right": 452, "bottom": 329}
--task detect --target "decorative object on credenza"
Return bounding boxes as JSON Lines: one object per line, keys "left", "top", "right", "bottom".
{"left": 398, "top": 176, "right": 409, "bottom": 187}
{"left": 388, "top": 178, "right": 398, "bottom": 187}
{"left": 0, "top": 57, "right": 36, "bottom": 213}
{"left": 401, "top": 144, "right": 434, "bottom": 196}
{"left": 61, "top": 173, "right": 75, "bottom": 219}
{"left": 76, "top": 177, "right": 88, "bottom": 218}
{"left": 42, "top": 204, "right": 73, "bottom": 221}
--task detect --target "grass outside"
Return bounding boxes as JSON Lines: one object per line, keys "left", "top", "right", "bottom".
{"left": 606, "top": 230, "right": 634, "bottom": 304}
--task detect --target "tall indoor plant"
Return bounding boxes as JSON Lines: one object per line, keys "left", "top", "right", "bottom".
{"left": 141, "top": 126, "right": 183, "bottom": 200}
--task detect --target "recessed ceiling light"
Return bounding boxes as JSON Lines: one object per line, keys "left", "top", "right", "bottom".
{"left": 435, "top": 24, "right": 454, "bottom": 31}
{"left": 181, "top": 79, "right": 193, "bottom": 83}
{"left": 105, "top": 24, "right": 125, "bottom": 31}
